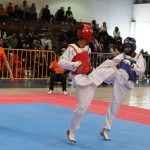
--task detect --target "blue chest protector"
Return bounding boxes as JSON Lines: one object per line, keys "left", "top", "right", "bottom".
{"left": 120, "top": 59, "right": 137, "bottom": 82}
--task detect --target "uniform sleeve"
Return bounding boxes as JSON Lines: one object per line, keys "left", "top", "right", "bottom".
{"left": 88, "top": 47, "right": 91, "bottom": 54}
{"left": 58, "top": 46, "right": 77, "bottom": 71}
{"left": 132, "top": 54, "right": 146, "bottom": 76}
{"left": 112, "top": 53, "right": 124, "bottom": 65}
{"left": 2, "top": 49, "right": 7, "bottom": 61}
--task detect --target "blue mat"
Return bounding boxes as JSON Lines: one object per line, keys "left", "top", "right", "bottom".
{"left": 0, "top": 104, "right": 149, "bottom": 150}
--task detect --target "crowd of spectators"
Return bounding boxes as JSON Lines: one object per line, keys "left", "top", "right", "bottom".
{"left": 0, "top": 1, "right": 149, "bottom": 62}
{"left": 0, "top": 1, "right": 75, "bottom": 25}
{"left": 0, "top": 1, "right": 123, "bottom": 56}
{"left": 91, "top": 20, "right": 123, "bottom": 54}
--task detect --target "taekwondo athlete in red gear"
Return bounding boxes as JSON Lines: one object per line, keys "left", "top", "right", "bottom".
{"left": 58, "top": 24, "right": 98, "bottom": 143}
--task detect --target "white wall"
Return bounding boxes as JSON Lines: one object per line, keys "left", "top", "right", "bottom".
{"left": 133, "top": 4, "right": 150, "bottom": 53}
{"left": 1, "top": 0, "right": 134, "bottom": 39}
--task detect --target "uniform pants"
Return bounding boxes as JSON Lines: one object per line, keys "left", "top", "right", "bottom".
{"left": 69, "top": 60, "right": 117, "bottom": 131}
{"left": 104, "top": 69, "right": 134, "bottom": 130}
{"left": 69, "top": 83, "right": 97, "bottom": 130}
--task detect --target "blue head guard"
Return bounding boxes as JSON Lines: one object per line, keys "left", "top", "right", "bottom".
{"left": 123, "top": 37, "right": 136, "bottom": 52}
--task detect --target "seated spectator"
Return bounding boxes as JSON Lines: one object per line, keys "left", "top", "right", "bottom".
{"left": 48, "top": 55, "right": 68, "bottom": 95}
{"left": 41, "top": 5, "right": 54, "bottom": 23}
{"left": 13, "top": 5, "right": 21, "bottom": 20}
{"left": 22, "top": 33, "right": 33, "bottom": 49}
{"left": 0, "top": 3, "right": 7, "bottom": 21}
{"left": 113, "top": 26, "right": 122, "bottom": 42}
{"left": 55, "top": 7, "right": 65, "bottom": 24}
{"left": 6, "top": 2, "right": 14, "bottom": 19}
{"left": 20, "top": 0, "right": 30, "bottom": 21}
{"left": 99, "top": 22, "right": 108, "bottom": 44}
{"left": 100, "top": 22, "right": 107, "bottom": 32}
{"left": 91, "top": 20, "right": 99, "bottom": 39}
{"left": 89, "top": 37, "right": 102, "bottom": 53}
{"left": 40, "top": 35, "right": 52, "bottom": 50}
{"left": 140, "top": 49, "right": 145, "bottom": 55}
{"left": 65, "top": 7, "right": 74, "bottom": 24}
{"left": 33, "top": 37, "right": 43, "bottom": 50}
{"left": 56, "top": 30, "right": 68, "bottom": 52}
{"left": 109, "top": 43, "right": 120, "bottom": 57}
{"left": 6, "top": 33, "right": 18, "bottom": 48}
{"left": 29, "top": 3, "right": 37, "bottom": 21}
{"left": 0, "top": 28, "right": 7, "bottom": 40}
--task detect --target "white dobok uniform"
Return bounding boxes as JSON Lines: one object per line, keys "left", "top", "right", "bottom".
{"left": 58, "top": 44, "right": 145, "bottom": 130}
{"left": 89, "top": 53, "right": 145, "bottom": 130}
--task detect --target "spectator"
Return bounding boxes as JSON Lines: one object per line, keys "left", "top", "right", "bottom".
{"left": 6, "top": 2, "right": 14, "bottom": 19}
{"left": 100, "top": 22, "right": 107, "bottom": 32}
{"left": 33, "top": 37, "right": 43, "bottom": 50}
{"left": 48, "top": 55, "right": 68, "bottom": 95}
{"left": 6, "top": 33, "right": 18, "bottom": 48}
{"left": 65, "top": 7, "right": 74, "bottom": 24}
{"left": 41, "top": 36, "right": 52, "bottom": 50}
{"left": 67, "top": 19, "right": 78, "bottom": 43}
{"left": 0, "top": 28, "right": 7, "bottom": 40}
{"left": 29, "top": 3, "right": 37, "bottom": 21}
{"left": 91, "top": 20, "right": 99, "bottom": 39}
{"left": 20, "top": 0, "right": 30, "bottom": 21}
{"left": 113, "top": 26, "right": 122, "bottom": 42}
{"left": 55, "top": 7, "right": 65, "bottom": 24}
{"left": 89, "top": 36, "right": 102, "bottom": 53}
{"left": 13, "top": 5, "right": 21, "bottom": 20}
{"left": 140, "top": 49, "right": 145, "bottom": 55}
{"left": 109, "top": 43, "right": 120, "bottom": 57}
{"left": 41, "top": 5, "right": 54, "bottom": 23}
{"left": 0, "top": 4, "right": 7, "bottom": 21}
{"left": 22, "top": 33, "right": 33, "bottom": 49}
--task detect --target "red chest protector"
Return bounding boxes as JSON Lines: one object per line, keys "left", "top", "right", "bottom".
{"left": 70, "top": 44, "right": 92, "bottom": 74}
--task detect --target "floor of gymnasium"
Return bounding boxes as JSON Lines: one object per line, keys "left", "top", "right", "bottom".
{"left": 0, "top": 79, "right": 150, "bottom": 109}
{"left": 0, "top": 79, "right": 150, "bottom": 150}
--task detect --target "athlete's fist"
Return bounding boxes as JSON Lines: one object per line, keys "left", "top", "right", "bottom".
{"left": 73, "top": 61, "right": 82, "bottom": 68}
{"left": 123, "top": 59, "right": 131, "bottom": 66}
{"left": 131, "top": 63, "right": 136, "bottom": 69}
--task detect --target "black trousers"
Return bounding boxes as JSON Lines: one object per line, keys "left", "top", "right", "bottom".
{"left": 49, "top": 73, "right": 67, "bottom": 91}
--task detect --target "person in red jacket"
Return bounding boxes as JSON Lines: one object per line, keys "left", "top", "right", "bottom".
{"left": 48, "top": 55, "right": 68, "bottom": 95}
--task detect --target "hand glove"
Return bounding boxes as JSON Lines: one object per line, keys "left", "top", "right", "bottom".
{"left": 73, "top": 61, "right": 82, "bottom": 68}
{"left": 123, "top": 59, "right": 131, "bottom": 66}
{"left": 131, "top": 63, "right": 136, "bottom": 69}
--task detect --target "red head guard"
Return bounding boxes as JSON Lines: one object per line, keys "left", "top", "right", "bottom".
{"left": 77, "top": 24, "right": 93, "bottom": 44}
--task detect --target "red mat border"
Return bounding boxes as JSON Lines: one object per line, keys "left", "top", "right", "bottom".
{"left": 0, "top": 94, "right": 150, "bottom": 125}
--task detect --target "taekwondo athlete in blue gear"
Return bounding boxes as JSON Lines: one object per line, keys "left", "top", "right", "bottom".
{"left": 98, "top": 37, "right": 146, "bottom": 141}
{"left": 120, "top": 57, "right": 137, "bottom": 82}
{"left": 119, "top": 37, "right": 138, "bottom": 82}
